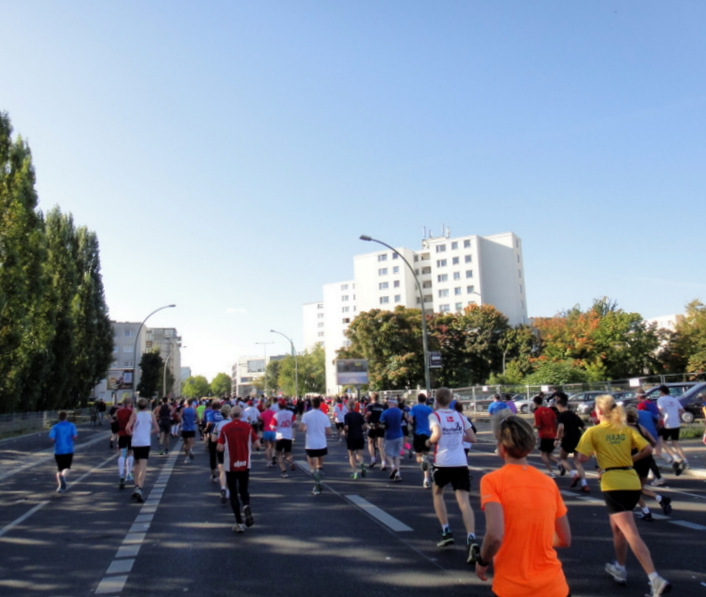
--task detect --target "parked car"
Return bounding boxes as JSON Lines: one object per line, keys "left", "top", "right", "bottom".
{"left": 614, "top": 390, "right": 638, "bottom": 408}
{"left": 512, "top": 394, "right": 533, "bottom": 414}
{"left": 567, "top": 391, "right": 614, "bottom": 415}
{"left": 644, "top": 382, "right": 699, "bottom": 401}
{"left": 677, "top": 383, "right": 706, "bottom": 424}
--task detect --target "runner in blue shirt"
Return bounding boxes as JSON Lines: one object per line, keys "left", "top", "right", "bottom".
{"left": 49, "top": 411, "right": 77, "bottom": 494}
{"left": 410, "top": 393, "right": 434, "bottom": 488}
{"left": 380, "top": 397, "right": 405, "bottom": 482}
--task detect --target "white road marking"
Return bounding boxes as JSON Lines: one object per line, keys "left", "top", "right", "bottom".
{"left": 346, "top": 495, "right": 413, "bottom": 532}
{"left": 0, "top": 501, "right": 49, "bottom": 538}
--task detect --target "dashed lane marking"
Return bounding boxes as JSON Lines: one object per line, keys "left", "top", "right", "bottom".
{"left": 346, "top": 495, "right": 413, "bottom": 532}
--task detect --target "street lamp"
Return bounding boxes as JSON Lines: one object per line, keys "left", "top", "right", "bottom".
{"left": 132, "top": 304, "right": 176, "bottom": 399}
{"left": 255, "top": 341, "right": 274, "bottom": 396}
{"left": 271, "top": 329, "right": 299, "bottom": 398}
{"left": 360, "top": 235, "right": 430, "bottom": 395}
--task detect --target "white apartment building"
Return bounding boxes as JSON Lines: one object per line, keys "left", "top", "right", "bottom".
{"left": 92, "top": 321, "right": 183, "bottom": 404}
{"left": 231, "top": 354, "right": 287, "bottom": 398}
{"left": 305, "top": 231, "right": 528, "bottom": 394}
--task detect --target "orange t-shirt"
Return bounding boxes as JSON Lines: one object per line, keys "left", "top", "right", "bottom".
{"left": 480, "top": 464, "right": 569, "bottom": 597}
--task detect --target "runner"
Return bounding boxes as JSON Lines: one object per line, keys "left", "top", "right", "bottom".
{"left": 217, "top": 405, "right": 260, "bottom": 533}
{"left": 273, "top": 399, "right": 296, "bottom": 477}
{"left": 365, "top": 392, "right": 386, "bottom": 469}
{"left": 299, "top": 396, "right": 331, "bottom": 494}
{"left": 332, "top": 397, "right": 348, "bottom": 441}
{"left": 125, "top": 398, "right": 159, "bottom": 503}
{"left": 260, "top": 401, "right": 277, "bottom": 467}
{"left": 343, "top": 398, "right": 367, "bottom": 479}
{"left": 379, "top": 396, "right": 405, "bottom": 482}
{"left": 533, "top": 394, "right": 560, "bottom": 475}
{"left": 156, "top": 397, "right": 172, "bottom": 455}
{"left": 410, "top": 393, "right": 434, "bottom": 488}
{"left": 475, "top": 414, "right": 571, "bottom": 597}
{"left": 428, "top": 387, "right": 479, "bottom": 565}
{"left": 49, "top": 411, "right": 77, "bottom": 494}
{"left": 575, "top": 394, "right": 670, "bottom": 597}
{"left": 656, "top": 385, "right": 689, "bottom": 473}
{"left": 553, "top": 392, "right": 589, "bottom": 492}
{"left": 215, "top": 404, "right": 233, "bottom": 503}
{"left": 115, "top": 397, "right": 134, "bottom": 490}
{"left": 179, "top": 399, "right": 198, "bottom": 464}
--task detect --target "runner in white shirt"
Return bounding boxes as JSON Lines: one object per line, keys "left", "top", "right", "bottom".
{"left": 273, "top": 400, "right": 296, "bottom": 477}
{"left": 427, "top": 387, "right": 479, "bottom": 565}
{"left": 332, "top": 397, "right": 348, "bottom": 441}
{"left": 299, "top": 397, "right": 332, "bottom": 495}
{"left": 656, "top": 385, "right": 688, "bottom": 472}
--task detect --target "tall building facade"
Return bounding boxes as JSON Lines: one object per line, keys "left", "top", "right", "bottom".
{"left": 304, "top": 231, "right": 528, "bottom": 394}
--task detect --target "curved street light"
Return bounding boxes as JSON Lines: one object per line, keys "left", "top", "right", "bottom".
{"left": 271, "top": 329, "right": 299, "bottom": 398}
{"left": 132, "top": 304, "right": 176, "bottom": 399}
{"left": 360, "top": 235, "right": 430, "bottom": 395}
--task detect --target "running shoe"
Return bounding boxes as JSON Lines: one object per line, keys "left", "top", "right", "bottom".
{"left": 56, "top": 486, "right": 65, "bottom": 494}
{"left": 569, "top": 475, "right": 580, "bottom": 488}
{"left": 119, "top": 477, "right": 125, "bottom": 490}
{"left": 369, "top": 460, "right": 377, "bottom": 469}
{"left": 437, "top": 530, "right": 454, "bottom": 548}
{"left": 558, "top": 464, "right": 566, "bottom": 476}
{"left": 351, "top": 472, "right": 359, "bottom": 480}
{"left": 133, "top": 488, "right": 144, "bottom": 503}
{"left": 650, "top": 477, "right": 665, "bottom": 487}
{"left": 232, "top": 523, "right": 245, "bottom": 534}
{"left": 290, "top": 461, "right": 296, "bottom": 471}
{"left": 211, "top": 474, "right": 218, "bottom": 484}
{"left": 59, "top": 476, "right": 67, "bottom": 492}
{"left": 389, "top": 468, "right": 397, "bottom": 480}
{"left": 184, "top": 457, "right": 189, "bottom": 465}
{"left": 605, "top": 561, "right": 627, "bottom": 585}
{"left": 649, "top": 574, "right": 671, "bottom": 596}
{"left": 220, "top": 489, "right": 227, "bottom": 504}
{"left": 159, "top": 449, "right": 164, "bottom": 456}
{"left": 580, "top": 485, "right": 591, "bottom": 493}
{"left": 659, "top": 496, "right": 672, "bottom": 515}
{"left": 243, "top": 505, "right": 254, "bottom": 527}
{"left": 280, "top": 471, "right": 289, "bottom": 478}
{"left": 638, "top": 511, "right": 653, "bottom": 521}
{"left": 393, "top": 473, "right": 402, "bottom": 483}
{"left": 360, "top": 464, "right": 367, "bottom": 478}
{"left": 672, "top": 461, "right": 683, "bottom": 476}
{"left": 312, "top": 486, "right": 321, "bottom": 495}
{"left": 466, "top": 542, "right": 480, "bottom": 565}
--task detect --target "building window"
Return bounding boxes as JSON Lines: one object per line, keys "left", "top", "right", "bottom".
{"left": 342, "top": 306, "right": 350, "bottom": 313}
{"left": 453, "top": 271, "right": 461, "bottom": 280}
{"left": 380, "top": 296, "right": 389, "bottom": 304}
{"left": 439, "top": 289, "right": 449, "bottom": 298}
{"left": 467, "top": 285, "right": 475, "bottom": 294}
{"left": 394, "top": 295, "right": 401, "bottom": 303}
{"left": 378, "top": 254, "right": 387, "bottom": 262}
{"left": 342, "top": 318, "right": 350, "bottom": 324}
{"left": 379, "top": 282, "right": 389, "bottom": 290}
{"left": 455, "top": 302, "right": 463, "bottom": 311}
{"left": 393, "top": 280, "right": 400, "bottom": 288}
{"left": 519, "top": 284, "right": 523, "bottom": 294}
{"left": 317, "top": 303, "right": 324, "bottom": 309}
{"left": 341, "top": 284, "right": 348, "bottom": 291}
{"left": 452, "top": 256, "right": 459, "bottom": 265}
{"left": 378, "top": 268, "right": 388, "bottom": 276}
{"left": 466, "top": 270, "right": 473, "bottom": 278}
{"left": 392, "top": 266, "right": 400, "bottom": 274}
{"left": 392, "top": 253, "right": 399, "bottom": 259}
{"left": 342, "top": 295, "right": 349, "bottom": 301}
{"left": 451, "top": 241, "right": 458, "bottom": 250}
{"left": 123, "top": 346, "right": 133, "bottom": 353}
{"left": 437, "top": 274, "right": 448, "bottom": 283}
{"left": 436, "top": 244, "right": 446, "bottom": 253}
{"left": 439, "top": 304, "right": 450, "bottom": 312}
{"left": 454, "top": 287, "right": 462, "bottom": 295}
{"left": 318, "top": 322, "right": 324, "bottom": 328}
{"left": 465, "top": 255, "right": 472, "bottom": 263}
{"left": 464, "top": 239, "right": 471, "bottom": 248}
{"left": 436, "top": 259, "right": 447, "bottom": 268}
{"left": 518, "top": 269, "right": 522, "bottom": 278}
{"left": 124, "top": 329, "right": 133, "bottom": 337}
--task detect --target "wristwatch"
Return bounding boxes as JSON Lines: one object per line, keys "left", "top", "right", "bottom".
{"left": 476, "top": 554, "right": 490, "bottom": 567}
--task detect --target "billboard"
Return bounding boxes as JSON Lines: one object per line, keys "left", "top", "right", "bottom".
{"left": 336, "top": 359, "right": 369, "bottom": 385}
{"left": 107, "top": 369, "right": 133, "bottom": 390}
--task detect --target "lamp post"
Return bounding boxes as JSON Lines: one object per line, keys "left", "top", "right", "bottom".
{"left": 132, "top": 304, "right": 176, "bottom": 399}
{"left": 360, "top": 235, "right": 430, "bottom": 395}
{"left": 255, "top": 341, "right": 274, "bottom": 396}
{"left": 163, "top": 344, "right": 185, "bottom": 398}
{"left": 271, "top": 329, "right": 299, "bottom": 398}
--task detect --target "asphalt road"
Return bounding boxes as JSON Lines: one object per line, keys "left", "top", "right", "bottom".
{"left": 1, "top": 420, "right": 705, "bottom": 597}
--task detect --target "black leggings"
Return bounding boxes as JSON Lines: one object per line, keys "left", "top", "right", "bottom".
{"left": 226, "top": 470, "right": 250, "bottom": 523}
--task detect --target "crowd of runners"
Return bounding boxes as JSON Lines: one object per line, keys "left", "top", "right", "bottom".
{"left": 46, "top": 385, "right": 700, "bottom": 596}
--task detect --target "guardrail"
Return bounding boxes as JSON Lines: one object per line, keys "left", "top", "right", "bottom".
{"left": 0, "top": 408, "right": 94, "bottom": 438}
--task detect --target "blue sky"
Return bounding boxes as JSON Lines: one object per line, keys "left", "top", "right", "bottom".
{"left": 2, "top": 1, "right": 704, "bottom": 381}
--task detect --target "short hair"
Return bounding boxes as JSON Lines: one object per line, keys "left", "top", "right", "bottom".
{"left": 231, "top": 405, "right": 242, "bottom": 418}
{"left": 418, "top": 393, "right": 427, "bottom": 403}
{"left": 553, "top": 391, "right": 568, "bottom": 407}
{"left": 122, "top": 397, "right": 132, "bottom": 406}
{"left": 532, "top": 395, "right": 543, "bottom": 406}
{"left": 493, "top": 414, "right": 536, "bottom": 459}
{"left": 137, "top": 398, "right": 148, "bottom": 410}
{"left": 626, "top": 405, "right": 639, "bottom": 424}
{"left": 58, "top": 411, "right": 68, "bottom": 421}
{"left": 658, "top": 384, "right": 669, "bottom": 394}
{"left": 436, "top": 387, "right": 452, "bottom": 407}
{"left": 370, "top": 392, "right": 378, "bottom": 402}
{"left": 312, "top": 397, "right": 322, "bottom": 409}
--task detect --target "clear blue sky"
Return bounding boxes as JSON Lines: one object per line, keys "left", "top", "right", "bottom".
{"left": 2, "top": 1, "right": 704, "bottom": 381}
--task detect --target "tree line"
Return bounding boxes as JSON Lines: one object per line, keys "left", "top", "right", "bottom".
{"left": 0, "top": 113, "right": 113, "bottom": 413}
{"left": 337, "top": 298, "right": 706, "bottom": 390}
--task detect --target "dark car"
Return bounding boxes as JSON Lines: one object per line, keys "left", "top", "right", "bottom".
{"left": 567, "top": 391, "right": 613, "bottom": 415}
{"left": 677, "top": 383, "right": 706, "bottom": 424}
{"left": 644, "top": 382, "right": 699, "bottom": 401}
{"left": 614, "top": 390, "right": 638, "bottom": 408}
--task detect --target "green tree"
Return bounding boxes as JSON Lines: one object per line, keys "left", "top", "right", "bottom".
{"left": 137, "top": 351, "right": 163, "bottom": 400}
{"left": 281, "top": 344, "right": 325, "bottom": 396}
{"left": 210, "top": 372, "right": 232, "bottom": 397}
{"left": 662, "top": 300, "right": 706, "bottom": 373}
{"left": 0, "top": 112, "right": 50, "bottom": 412}
{"left": 182, "top": 375, "right": 211, "bottom": 399}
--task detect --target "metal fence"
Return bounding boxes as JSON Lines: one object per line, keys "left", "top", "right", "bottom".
{"left": 0, "top": 408, "right": 94, "bottom": 438}
{"left": 378, "top": 372, "right": 706, "bottom": 414}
